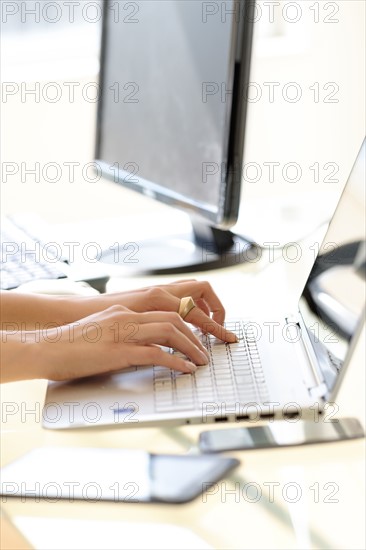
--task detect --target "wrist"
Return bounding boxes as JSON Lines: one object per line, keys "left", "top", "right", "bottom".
{"left": 0, "top": 332, "right": 46, "bottom": 383}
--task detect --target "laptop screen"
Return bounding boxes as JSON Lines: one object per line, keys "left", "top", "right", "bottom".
{"left": 299, "top": 140, "right": 365, "bottom": 394}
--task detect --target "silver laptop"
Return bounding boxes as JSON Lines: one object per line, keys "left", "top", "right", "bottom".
{"left": 43, "top": 140, "right": 366, "bottom": 429}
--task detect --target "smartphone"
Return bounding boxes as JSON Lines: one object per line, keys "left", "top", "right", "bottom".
{"left": 199, "top": 418, "right": 365, "bottom": 453}
{"left": 0, "top": 447, "right": 239, "bottom": 504}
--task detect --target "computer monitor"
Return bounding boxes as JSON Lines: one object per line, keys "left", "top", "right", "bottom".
{"left": 95, "top": 0, "right": 256, "bottom": 273}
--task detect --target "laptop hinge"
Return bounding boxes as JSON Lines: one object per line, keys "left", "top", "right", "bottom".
{"left": 285, "top": 314, "right": 327, "bottom": 397}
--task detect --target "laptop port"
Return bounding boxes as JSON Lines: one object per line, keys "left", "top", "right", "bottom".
{"left": 214, "top": 416, "right": 228, "bottom": 423}
{"left": 283, "top": 411, "right": 299, "bottom": 419}
{"left": 235, "top": 414, "right": 250, "bottom": 421}
{"left": 260, "top": 412, "right": 275, "bottom": 419}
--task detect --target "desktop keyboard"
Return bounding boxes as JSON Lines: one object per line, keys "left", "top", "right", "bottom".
{"left": 0, "top": 216, "right": 109, "bottom": 292}
{"left": 153, "top": 321, "right": 269, "bottom": 412}
{"left": 0, "top": 217, "right": 67, "bottom": 290}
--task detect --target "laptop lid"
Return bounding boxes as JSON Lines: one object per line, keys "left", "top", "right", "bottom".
{"left": 298, "top": 139, "right": 366, "bottom": 401}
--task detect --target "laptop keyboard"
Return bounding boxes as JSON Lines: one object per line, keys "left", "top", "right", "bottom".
{"left": 153, "top": 321, "right": 269, "bottom": 412}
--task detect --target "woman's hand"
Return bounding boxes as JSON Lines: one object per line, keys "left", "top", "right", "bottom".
{"left": 1, "top": 281, "right": 235, "bottom": 342}
{"left": 80, "top": 280, "right": 237, "bottom": 343}
{"left": 0, "top": 281, "right": 235, "bottom": 383}
{"left": 37, "top": 305, "right": 211, "bottom": 382}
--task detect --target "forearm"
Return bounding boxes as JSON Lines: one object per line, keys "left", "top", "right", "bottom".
{"left": 0, "top": 291, "right": 94, "bottom": 329}
{"left": 0, "top": 332, "right": 42, "bottom": 383}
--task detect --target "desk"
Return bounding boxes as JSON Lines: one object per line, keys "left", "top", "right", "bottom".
{"left": 1, "top": 229, "right": 365, "bottom": 550}
{"left": 1, "top": 223, "right": 365, "bottom": 550}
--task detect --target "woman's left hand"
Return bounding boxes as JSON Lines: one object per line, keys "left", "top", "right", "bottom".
{"left": 82, "top": 280, "right": 237, "bottom": 343}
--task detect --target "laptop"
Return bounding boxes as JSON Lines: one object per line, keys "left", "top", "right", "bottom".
{"left": 43, "top": 140, "right": 366, "bottom": 429}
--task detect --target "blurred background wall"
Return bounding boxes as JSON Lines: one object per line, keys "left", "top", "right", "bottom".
{"left": 1, "top": 0, "right": 365, "bottom": 242}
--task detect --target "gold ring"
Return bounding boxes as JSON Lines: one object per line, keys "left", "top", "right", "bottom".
{"left": 178, "top": 297, "right": 196, "bottom": 320}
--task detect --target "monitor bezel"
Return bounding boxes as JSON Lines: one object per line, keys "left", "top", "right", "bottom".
{"left": 95, "top": 0, "right": 255, "bottom": 229}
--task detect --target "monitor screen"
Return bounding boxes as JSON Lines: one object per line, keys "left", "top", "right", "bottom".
{"left": 95, "top": 0, "right": 255, "bottom": 228}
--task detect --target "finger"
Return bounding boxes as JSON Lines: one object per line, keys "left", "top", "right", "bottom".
{"left": 166, "top": 281, "right": 226, "bottom": 325}
{"left": 193, "top": 282, "right": 226, "bottom": 325}
{"left": 185, "top": 307, "right": 237, "bottom": 343}
{"left": 107, "top": 287, "right": 177, "bottom": 315}
{"left": 126, "top": 344, "right": 199, "bottom": 374}
{"left": 128, "top": 322, "right": 209, "bottom": 366}
{"left": 119, "top": 311, "right": 209, "bottom": 358}
{"left": 170, "top": 279, "right": 197, "bottom": 285}
{"left": 194, "top": 297, "right": 211, "bottom": 317}
{"left": 137, "top": 283, "right": 225, "bottom": 327}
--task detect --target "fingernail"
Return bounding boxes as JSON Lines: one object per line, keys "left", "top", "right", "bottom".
{"left": 184, "top": 361, "right": 198, "bottom": 372}
{"left": 198, "top": 345, "right": 208, "bottom": 358}
{"left": 228, "top": 330, "right": 238, "bottom": 342}
{"left": 198, "top": 351, "right": 209, "bottom": 365}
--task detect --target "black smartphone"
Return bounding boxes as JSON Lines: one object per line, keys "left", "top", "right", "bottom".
{"left": 0, "top": 447, "right": 239, "bottom": 504}
{"left": 199, "top": 418, "right": 365, "bottom": 453}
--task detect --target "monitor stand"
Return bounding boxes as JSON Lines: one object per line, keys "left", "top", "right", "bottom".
{"left": 98, "top": 216, "right": 256, "bottom": 275}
